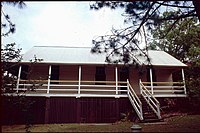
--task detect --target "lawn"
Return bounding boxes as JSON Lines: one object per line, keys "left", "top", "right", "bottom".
{"left": 2, "top": 115, "right": 200, "bottom": 132}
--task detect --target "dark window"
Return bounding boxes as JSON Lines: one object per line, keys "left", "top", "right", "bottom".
{"left": 95, "top": 67, "right": 106, "bottom": 85}
{"left": 119, "top": 67, "right": 129, "bottom": 81}
{"left": 172, "top": 70, "right": 182, "bottom": 82}
{"left": 51, "top": 65, "right": 59, "bottom": 84}
{"left": 21, "top": 65, "right": 29, "bottom": 80}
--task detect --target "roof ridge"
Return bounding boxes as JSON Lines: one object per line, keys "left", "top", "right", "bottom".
{"left": 34, "top": 46, "right": 92, "bottom": 48}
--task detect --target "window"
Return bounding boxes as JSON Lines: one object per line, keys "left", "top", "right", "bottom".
{"left": 21, "top": 65, "right": 29, "bottom": 80}
{"left": 95, "top": 66, "right": 106, "bottom": 85}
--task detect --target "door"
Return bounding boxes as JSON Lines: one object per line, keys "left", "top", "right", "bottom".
{"left": 50, "top": 65, "right": 59, "bottom": 84}
{"left": 120, "top": 67, "right": 129, "bottom": 94}
{"left": 95, "top": 66, "right": 106, "bottom": 85}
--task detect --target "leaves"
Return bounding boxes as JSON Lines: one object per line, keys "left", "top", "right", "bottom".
{"left": 150, "top": 11, "right": 200, "bottom": 63}
{"left": 1, "top": 2, "right": 26, "bottom": 37}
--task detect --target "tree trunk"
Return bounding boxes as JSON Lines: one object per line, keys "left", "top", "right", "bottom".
{"left": 193, "top": 1, "right": 200, "bottom": 21}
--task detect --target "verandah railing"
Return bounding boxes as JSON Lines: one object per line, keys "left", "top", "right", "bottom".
{"left": 141, "top": 81, "right": 186, "bottom": 96}
{"left": 4, "top": 79, "right": 187, "bottom": 97}
{"left": 4, "top": 79, "right": 128, "bottom": 97}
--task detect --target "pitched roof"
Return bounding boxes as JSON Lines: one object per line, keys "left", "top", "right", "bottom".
{"left": 20, "top": 46, "right": 187, "bottom": 67}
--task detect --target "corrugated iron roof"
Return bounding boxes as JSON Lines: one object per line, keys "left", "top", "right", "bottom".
{"left": 20, "top": 46, "right": 187, "bottom": 67}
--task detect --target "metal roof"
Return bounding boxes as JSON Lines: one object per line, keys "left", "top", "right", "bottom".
{"left": 20, "top": 46, "right": 187, "bottom": 67}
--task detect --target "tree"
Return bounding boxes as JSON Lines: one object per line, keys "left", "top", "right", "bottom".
{"left": 149, "top": 10, "right": 200, "bottom": 113}
{"left": 90, "top": 1, "right": 200, "bottom": 65}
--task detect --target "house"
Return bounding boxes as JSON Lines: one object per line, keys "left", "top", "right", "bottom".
{"left": 2, "top": 46, "right": 187, "bottom": 124}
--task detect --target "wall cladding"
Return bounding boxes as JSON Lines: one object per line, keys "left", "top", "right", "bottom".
{"left": 2, "top": 96, "right": 134, "bottom": 124}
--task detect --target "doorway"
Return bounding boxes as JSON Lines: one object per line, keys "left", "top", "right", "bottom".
{"left": 119, "top": 67, "right": 129, "bottom": 94}
{"left": 51, "top": 65, "right": 59, "bottom": 84}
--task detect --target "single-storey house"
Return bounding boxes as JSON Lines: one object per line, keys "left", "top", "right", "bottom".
{"left": 2, "top": 46, "right": 187, "bottom": 124}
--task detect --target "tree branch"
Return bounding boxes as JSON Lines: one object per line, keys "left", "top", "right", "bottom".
{"left": 155, "top": 1, "right": 195, "bottom": 8}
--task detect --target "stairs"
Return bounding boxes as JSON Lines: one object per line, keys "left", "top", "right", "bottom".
{"left": 139, "top": 96, "right": 163, "bottom": 122}
{"left": 127, "top": 81, "right": 162, "bottom": 123}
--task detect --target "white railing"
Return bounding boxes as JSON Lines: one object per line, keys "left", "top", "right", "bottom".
{"left": 142, "top": 81, "right": 186, "bottom": 96}
{"left": 140, "top": 80, "right": 161, "bottom": 119}
{"left": 127, "top": 79, "right": 143, "bottom": 120}
{"left": 5, "top": 79, "right": 128, "bottom": 97}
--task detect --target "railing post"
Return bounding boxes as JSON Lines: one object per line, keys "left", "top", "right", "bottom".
{"left": 78, "top": 66, "right": 81, "bottom": 96}
{"left": 127, "top": 79, "right": 129, "bottom": 95}
{"left": 115, "top": 66, "right": 118, "bottom": 95}
{"left": 139, "top": 79, "right": 142, "bottom": 95}
{"left": 182, "top": 68, "right": 187, "bottom": 95}
{"left": 149, "top": 68, "right": 154, "bottom": 94}
{"left": 16, "top": 65, "right": 22, "bottom": 93}
{"left": 139, "top": 79, "right": 144, "bottom": 120}
{"left": 157, "top": 103, "right": 161, "bottom": 119}
{"left": 140, "top": 103, "right": 143, "bottom": 120}
{"left": 47, "top": 65, "right": 51, "bottom": 94}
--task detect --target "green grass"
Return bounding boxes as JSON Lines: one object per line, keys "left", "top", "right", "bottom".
{"left": 2, "top": 115, "right": 200, "bottom": 132}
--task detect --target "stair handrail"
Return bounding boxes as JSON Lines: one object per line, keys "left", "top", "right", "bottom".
{"left": 127, "top": 79, "right": 143, "bottom": 120}
{"left": 139, "top": 79, "right": 161, "bottom": 119}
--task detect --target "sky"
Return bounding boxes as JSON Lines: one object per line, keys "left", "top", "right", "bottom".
{"left": 2, "top": 1, "right": 144, "bottom": 54}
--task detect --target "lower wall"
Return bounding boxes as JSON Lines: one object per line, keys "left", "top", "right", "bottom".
{"left": 2, "top": 96, "right": 46, "bottom": 125}
{"left": 2, "top": 96, "right": 134, "bottom": 124}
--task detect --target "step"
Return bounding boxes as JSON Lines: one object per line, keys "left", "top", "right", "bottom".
{"left": 144, "top": 115, "right": 158, "bottom": 120}
{"left": 140, "top": 97, "right": 161, "bottom": 121}
{"left": 141, "top": 118, "right": 163, "bottom": 123}
{"left": 142, "top": 107, "right": 152, "bottom": 111}
{"left": 143, "top": 113, "right": 157, "bottom": 117}
{"left": 144, "top": 114, "right": 157, "bottom": 119}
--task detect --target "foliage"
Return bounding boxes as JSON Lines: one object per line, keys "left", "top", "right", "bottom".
{"left": 1, "top": 43, "right": 22, "bottom": 93}
{"left": 90, "top": 1, "right": 199, "bottom": 64}
{"left": 186, "top": 66, "right": 200, "bottom": 112}
{"left": 149, "top": 12, "right": 200, "bottom": 63}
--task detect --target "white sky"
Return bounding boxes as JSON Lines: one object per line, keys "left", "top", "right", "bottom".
{"left": 2, "top": 1, "right": 145, "bottom": 53}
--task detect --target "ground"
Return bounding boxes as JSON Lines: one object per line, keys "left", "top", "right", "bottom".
{"left": 2, "top": 114, "right": 200, "bottom": 132}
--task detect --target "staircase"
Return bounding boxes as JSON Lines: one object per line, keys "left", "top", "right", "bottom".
{"left": 140, "top": 96, "right": 163, "bottom": 122}
{"left": 127, "top": 80, "right": 162, "bottom": 123}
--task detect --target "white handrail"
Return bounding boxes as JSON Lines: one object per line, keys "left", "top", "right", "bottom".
{"left": 127, "top": 79, "right": 143, "bottom": 120}
{"left": 140, "top": 79, "right": 161, "bottom": 119}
